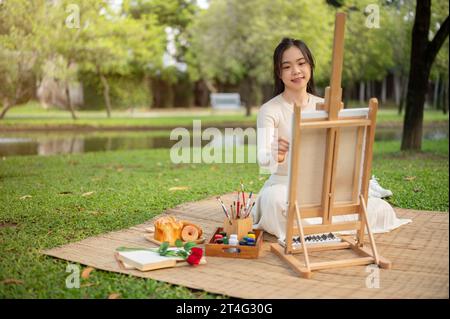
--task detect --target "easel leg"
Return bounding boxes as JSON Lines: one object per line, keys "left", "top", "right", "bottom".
{"left": 357, "top": 207, "right": 365, "bottom": 247}
{"left": 294, "top": 201, "right": 311, "bottom": 272}
{"left": 359, "top": 195, "right": 380, "bottom": 265}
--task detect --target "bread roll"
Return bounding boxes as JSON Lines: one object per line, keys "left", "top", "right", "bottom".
{"left": 181, "top": 220, "right": 203, "bottom": 238}
{"left": 181, "top": 225, "right": 199, "bottom": 241}
{"left": 154, "top": 216, "right": 183, "bottom": 245}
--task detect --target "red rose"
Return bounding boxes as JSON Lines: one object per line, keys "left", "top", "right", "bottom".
{"left": 186, "top": 247, "right": 203, "bottom": 266}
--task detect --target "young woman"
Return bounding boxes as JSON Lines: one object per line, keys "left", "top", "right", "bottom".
{"left": 251, "top": 38, "right": 411, "bottom": 241}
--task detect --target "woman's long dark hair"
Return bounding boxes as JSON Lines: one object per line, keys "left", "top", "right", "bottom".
{"left": 273, "top": 38, "right": 316, "bottom": 97}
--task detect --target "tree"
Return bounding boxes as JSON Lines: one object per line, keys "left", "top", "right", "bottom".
{"left": 186, "top": 0, "right": 334, "bottom": 116}
{"left": 340, "top": 0, "right": 396, "bottom": 105}
{"left": 401, "top": 0, "right": 449, "bottom": 150}
{"left": 127, "top": 0, "right": 199, "bottom": 108}
{"left": 0, "top": 0, "right": 47, "bottom": 119}
{"left": 429, "top": 1, "right": 449, "bottom": 113}
{"left": 42, "top": 0, "right": 94, "bottom": 120}
{"left": 384, "top": 0, "right": 415, "bottom": 114}
{"left": 128, "top": 0, "right": 198, "bottom": 64}
{"left": 0, "top": 0, "right": 165, "bottom": 118}
{"left": 76, "top": 2, "right": 165, "bottom": 117}
{"left": 430, "top": 37, "right": 449, "bottom": 113}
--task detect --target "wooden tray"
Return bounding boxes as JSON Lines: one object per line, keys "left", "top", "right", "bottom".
{"left": 205, "top": 228, "right": 263, "bottom": 259}
{"left": 144, "top": 233, "right": 205, "bottom": 247}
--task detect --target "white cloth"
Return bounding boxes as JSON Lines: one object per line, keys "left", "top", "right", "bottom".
{"left": 252, "top": 94, "right": 412, "bottom": 241}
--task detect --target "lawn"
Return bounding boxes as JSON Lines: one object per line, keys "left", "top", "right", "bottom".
{"left": 1, "top": 101, "right": 448, "bottom": 130}
{"left": 0, "top": 138, "right": 448, "bottom": 298}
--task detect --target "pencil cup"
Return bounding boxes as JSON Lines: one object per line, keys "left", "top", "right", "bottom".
{"left": 223, "top": 215, "right": 253, "bottom": 241}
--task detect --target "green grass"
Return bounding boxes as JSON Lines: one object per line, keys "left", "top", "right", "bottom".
{"left": 0, "top": 139, "right": 448, "bottom": 298}
{"left": 2, "top": 101, "right": 257, "bottom": 128}
{"left": 0, "top": 114, "right": 256, "bottom": 128}
{"left": 0, "top": 114, "right": 258, "bottom": 128}
{"left": 374, "top": 109, "right": 449, "bottom": 124}
{"left": 1, "top": 101, "right": 448, "bottom": 129}
{"left": 372, "top": 139, "right": 449, "bottom": 211}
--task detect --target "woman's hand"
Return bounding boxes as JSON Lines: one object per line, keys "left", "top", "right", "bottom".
{"left": 274, "top": 136, "right": 290, "bottom": 163}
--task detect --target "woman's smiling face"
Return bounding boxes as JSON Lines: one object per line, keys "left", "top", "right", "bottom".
{"left": 279, "top": 46, "right": 311, "bottom": 92}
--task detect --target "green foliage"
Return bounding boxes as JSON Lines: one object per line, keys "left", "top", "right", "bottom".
{"left": 0, "top": 0, "right": 48, "bottom": 105}
{"left": 158, "top": 241, "right": 170, "bottom": 254}
{"left": 101, "top": 240, "right": 196, "bottom": 260}
{"left": 175, "top": 239, "right": 184, "bottom": 248}
{"left": 157, "top": 240, "right": 195, "bottom": 258}
{"left": 0, "top": 0, "right": 166, "bottom": 115}
{"left": 187, "top": 0, "right": 334, "bottom": 86}
{"left": 77, "top": 6, "right": 165, "bottom": 76}
{"left": 127, "top": 0, "right": 199, "bottom": 62}
{"left": 340, "top": 0, "right": 398, "bottom": 84}
{"left": 81, "top": 73, "right": 152, "bottom": 110}
{"left": 186, "top": 0, "right": 447, "bottom": 96}
{"left": 185, "top": 0, "right": 425, "bottom": 89}
{"left": 430, "top": 0, "right": 449, "bottom": 80}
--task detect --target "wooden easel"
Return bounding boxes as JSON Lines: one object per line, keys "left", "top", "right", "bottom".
{"left": 270, "top": 12, "right": 392, "bottom": 278}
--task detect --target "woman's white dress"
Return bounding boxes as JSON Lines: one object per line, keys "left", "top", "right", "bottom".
{"left": 251, "top": 93, "right": 412, "bottom": 241}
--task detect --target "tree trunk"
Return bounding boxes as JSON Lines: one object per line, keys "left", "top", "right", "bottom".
{"left": 150, "top": 76, "right": 162, "bottom": 108}
{"left": 65, "top": 60, "right": 77, "bottom": 119}
{"left": 166, "top": 83, "right": 175, "bottom": 109}
{"left": 366, "top": 81, "right": 370, "bottom": 99}
{"left": 398, "top": 75, "right": 408, "bottom": 115}
{"left": 99, "top": 72, "right": 112, "bottom": 118}
{"left": 0, "top": 73, "right": 22, "bottom": 119}
{"left": 433, "top": 74, "right": 440, "bottom": 109}
{"left": 245, "top": 77, "right": 259, "bottom": 117}
{"left": 204, "top": 79, "right": 217, "bottom": 93}
{"left": 401, "top": 68, "right": 428, "bottom": 151}
{"left": 444, "top": 76, "right": 448, "bottom": 114}
{"left": 367, "top": 80, "right": 374, "bottom": 98}
{"left": 0, "top": 99, "right": 13, "bottom": 119}
{"left": 394, "top": 73, "right": 401, "bottom": 106}
{"left": 194, "top": 80, "right": 210, "bottom": 107}
{"left": 143, "top": 74, "right": 152, "bottom": 109}
{"left": 381, "top": 77, "right": 387, "bottom": 104}
{"left": 401, "top": 0, "right": 449, "bottom": 151}
{"left": 65, "top": 82, "right": 77, "bottom": 120}
{"left": 359, "top": 81, "right": 365, "bottom": 104}
{"left": 343, "top": 84, "right": 351, "bottom": 107}
{"left": 371, "top": 81, "right": 376, "bottom": 99}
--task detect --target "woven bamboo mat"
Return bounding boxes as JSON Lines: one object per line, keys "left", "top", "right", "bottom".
{"left": 42, "top": 193, "right": 449, "bottom": 298}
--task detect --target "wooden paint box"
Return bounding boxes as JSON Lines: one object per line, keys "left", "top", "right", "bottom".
{"left": 205, "top": 227, "right": 263, "bottom": 259}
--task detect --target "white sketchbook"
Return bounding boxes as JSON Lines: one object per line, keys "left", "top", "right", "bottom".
{"left": 116, "top": 249, "right": 184, "bottom": 271}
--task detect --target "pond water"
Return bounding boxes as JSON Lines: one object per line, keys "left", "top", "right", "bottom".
{"left": 0, "top": 125, "right": 447, "bottom": 157}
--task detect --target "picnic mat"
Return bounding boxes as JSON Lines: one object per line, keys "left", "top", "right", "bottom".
{"left": 42, "top": 193, "right": 449, "bottom": 298}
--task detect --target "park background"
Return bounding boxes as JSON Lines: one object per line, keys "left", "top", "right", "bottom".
{"left": 0, "top": 0, "right": 448, "bottom": 298}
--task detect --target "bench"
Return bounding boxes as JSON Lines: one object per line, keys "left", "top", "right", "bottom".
{"left": 210, "top": 93, "right": 243, "bottom": 111}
